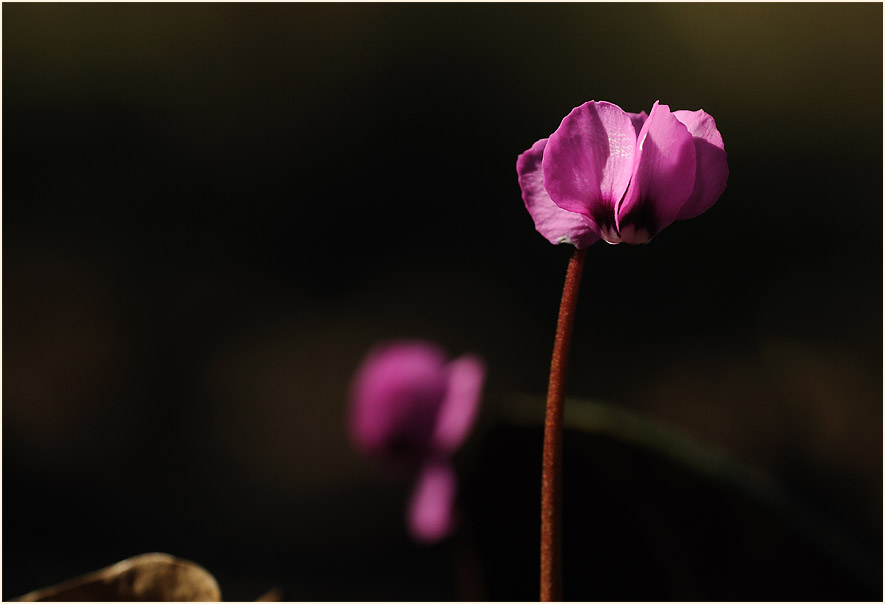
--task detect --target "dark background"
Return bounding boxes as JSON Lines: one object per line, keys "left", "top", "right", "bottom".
{"left": 3, "top": 3, "right": 882, "bottom": 601}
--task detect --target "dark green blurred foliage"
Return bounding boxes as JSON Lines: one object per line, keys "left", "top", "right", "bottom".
{"left": 464, "top": 420, "right": 877, "bottom": 601}
{"left": 3, "top": 3, "right": 881, "bottom": 600}
{"left": 463, "top": 398, "right": 880, "bottom": 600}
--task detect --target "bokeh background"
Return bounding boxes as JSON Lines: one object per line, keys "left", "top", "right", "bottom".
{"left": 3, "top": 3, "right": 882, "bottom": 601}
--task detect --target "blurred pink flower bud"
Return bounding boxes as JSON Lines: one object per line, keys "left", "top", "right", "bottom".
{"left": 349, "top": 341, "right": 485, "bottom": 542}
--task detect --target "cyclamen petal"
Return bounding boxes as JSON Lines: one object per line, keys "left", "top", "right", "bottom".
{"left": 616, "top": 102, "right": 697, "bottom": 243}
{"left": 432, "top": 354, "right": 486, "bottom": 454}
{"left": 407, "top": 459, "right": 457, "bottom": 542}
{"left": 349, "top": 342, "right": 448, "bottom": 462}
{"left": 541, "top": 101, "right": 636, "bottom": 240}
{"left": 627, "top": 110, "right": 648, "bottom": 136}
{"left": 672, "top": 109, "right": 729, "bottom": 220}
{"left": 517, "top": 138, "right": 600, "bottom": 249}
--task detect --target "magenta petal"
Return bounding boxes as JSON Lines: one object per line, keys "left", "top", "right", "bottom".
{"left": 349, "top": 342, "right": 448, "bottom": 461}
{"left": 616, "top": 102, "right": 697, "bottom": 243}
{"left": 432, "top": 354, "right": 486, "bottom": 454}
{"left": 541, "top": 101, "right": 636, "bottom": 239}
{"left": 517, "top": 139, "right": 600, "bottom": 249}
{"left": 672, "top": 109, "right": 729, "bottom": 220}
{"left": 627, "top": 110, "right": 648, "bottom": 136}
{"left": 407, "top": 459, "right": 457, "bottom": 543}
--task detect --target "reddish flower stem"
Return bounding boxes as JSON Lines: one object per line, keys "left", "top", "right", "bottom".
{"left": 540, "top": 246, "right": 586, "bottom": 602}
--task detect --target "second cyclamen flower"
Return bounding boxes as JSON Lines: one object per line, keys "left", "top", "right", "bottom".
{"left": 349, "top": 341, "right": 485, "bottom": 543}
{"left": 517, "top": 100, "right": 728, "bottom": 246}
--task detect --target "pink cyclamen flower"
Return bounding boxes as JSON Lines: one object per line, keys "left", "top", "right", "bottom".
{"left": 349, "top": 341, "right": 485, "bottom": 542}
{"left": 517, "top": 100, "right": 728, "bottom": 246}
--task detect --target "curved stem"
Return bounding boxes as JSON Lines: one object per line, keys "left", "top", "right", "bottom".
{"left": 540, "top": 247, "right": 586, "bottom": 602}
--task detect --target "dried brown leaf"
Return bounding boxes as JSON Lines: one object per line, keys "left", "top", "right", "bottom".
{"left": 14, "top": 552, "right": 222, "bottom": 602}
{"left": 253, "top": 587, "right": 282, "bottom": 602}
